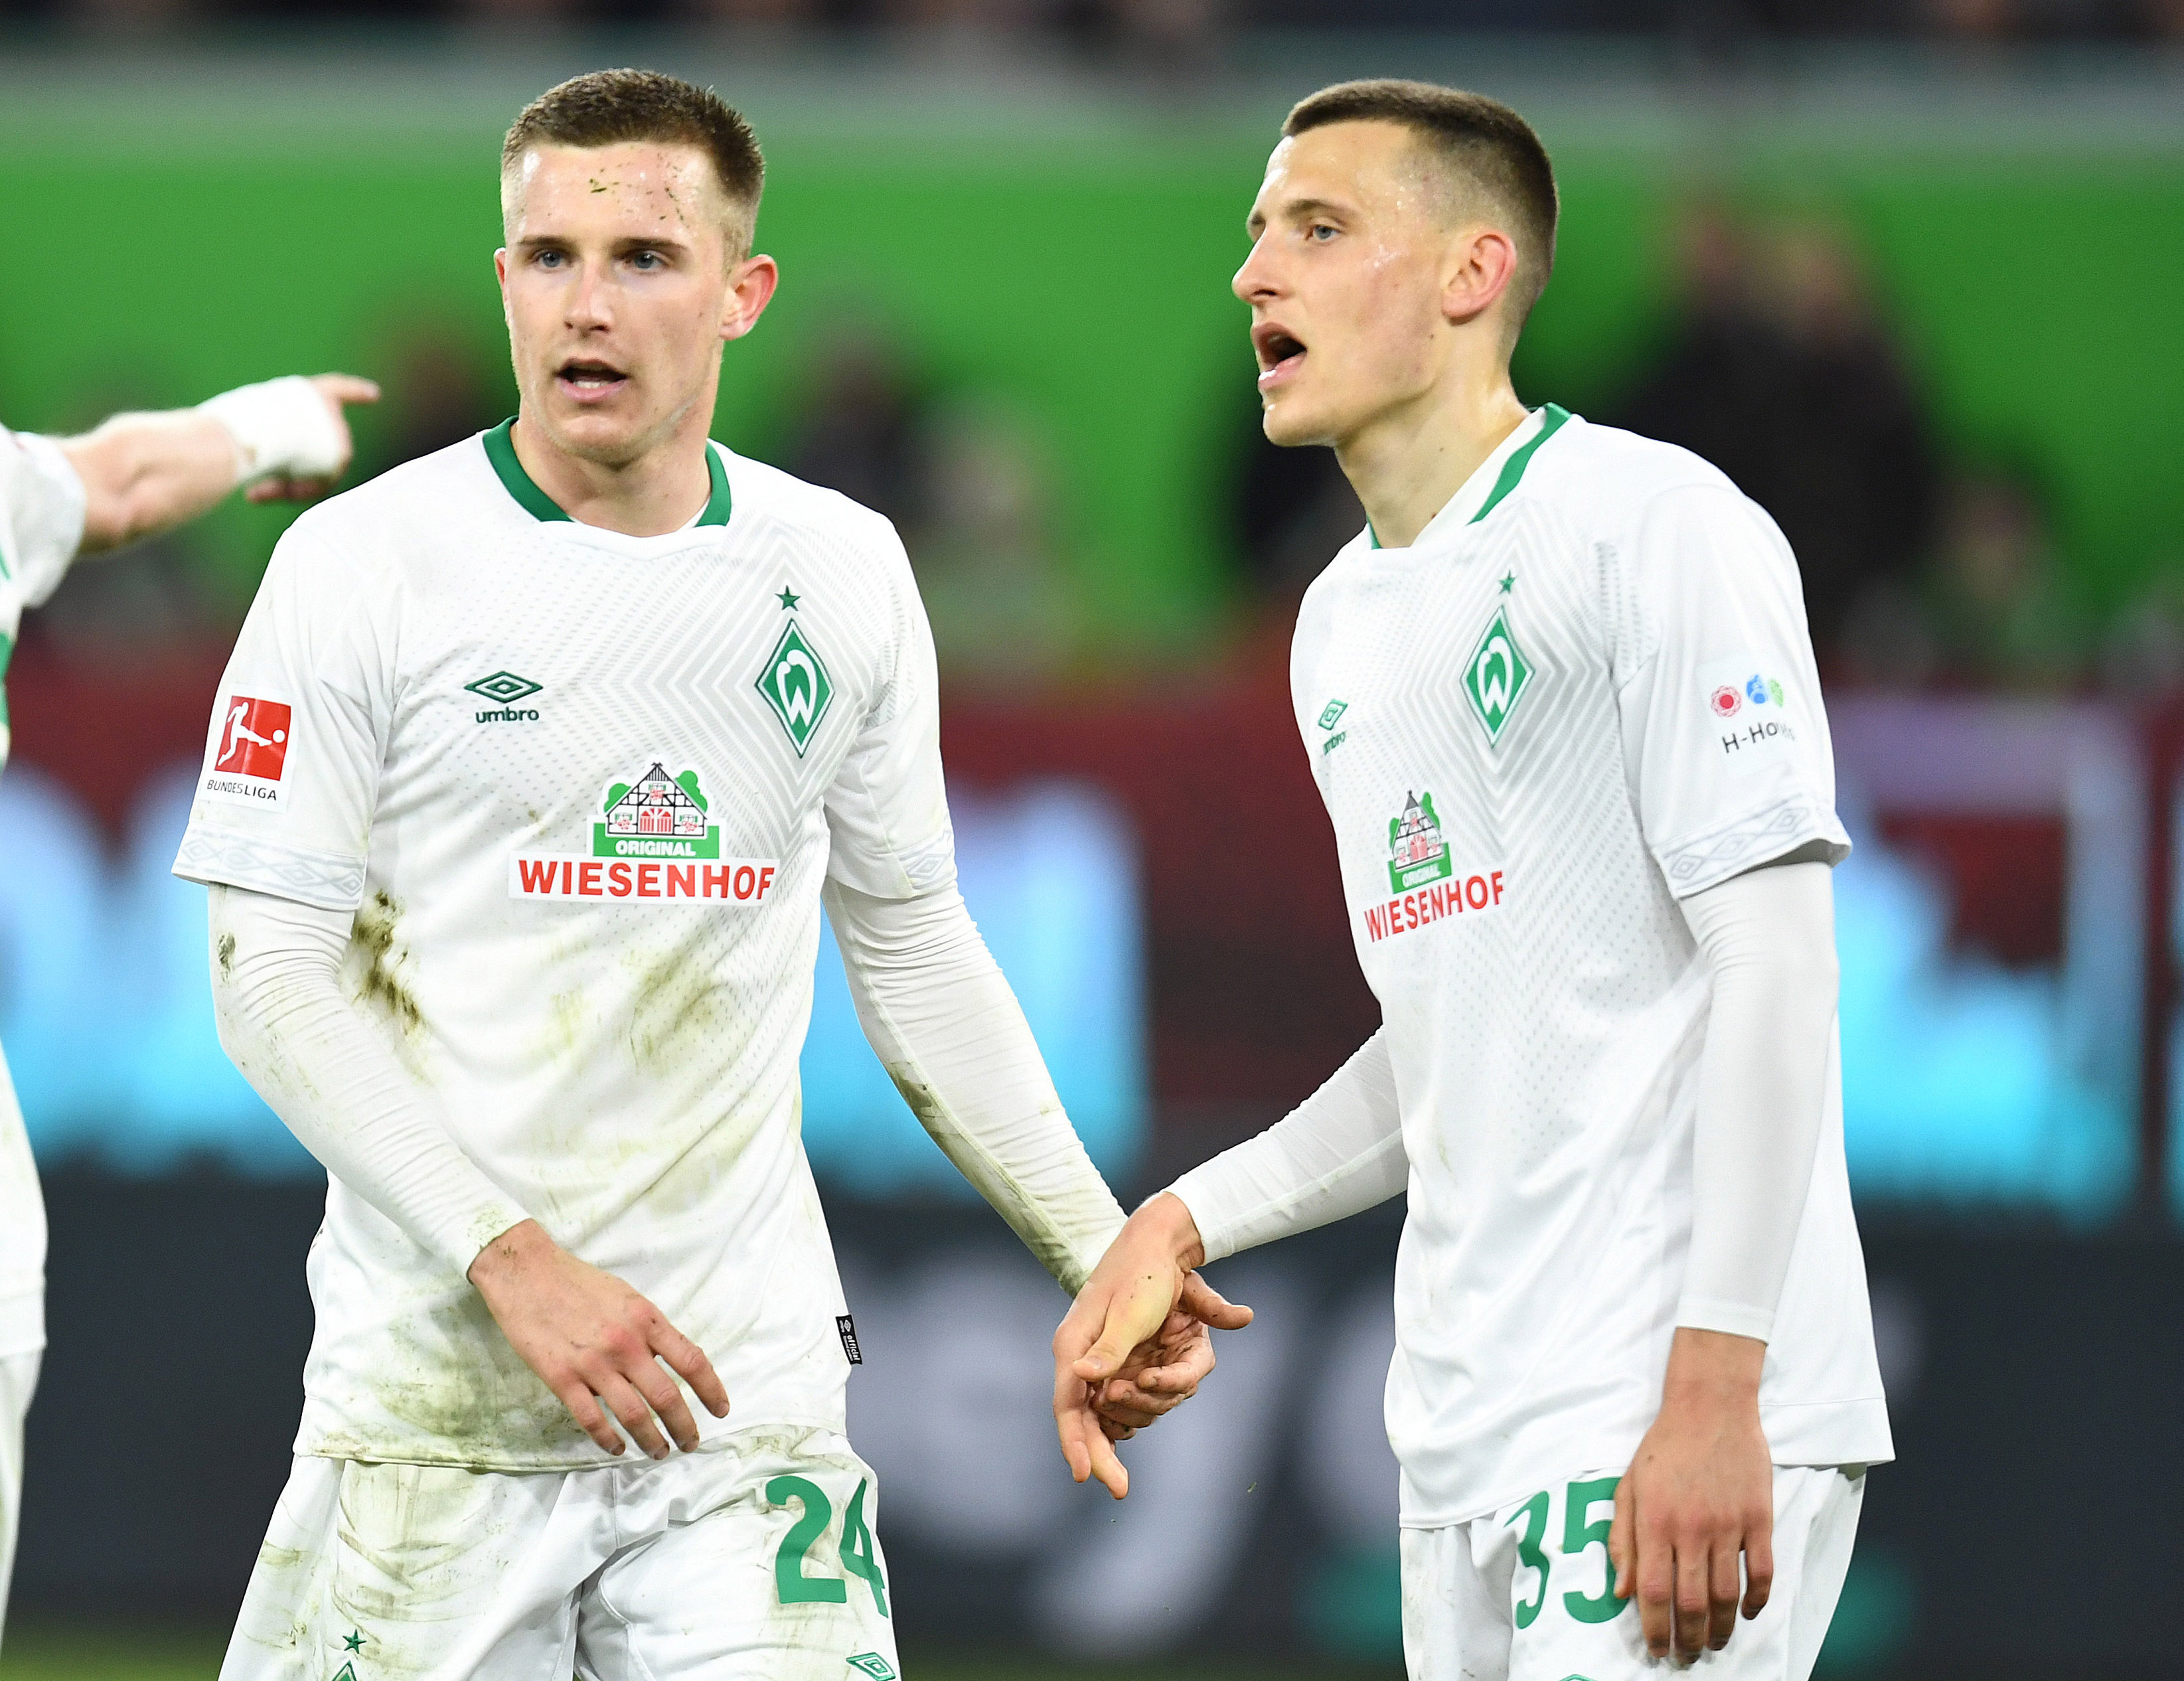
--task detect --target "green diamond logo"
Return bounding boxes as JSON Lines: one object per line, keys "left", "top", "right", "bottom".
{"left": 1462, "top": 606, "right": 1532, "bottom": 744}
{"left": 1317, "top": 699, "right": 1348, "bottom": 730}
{"left": 757, "top": 619, "right": 834, "bottom": 757}
{"left": 463, "top": 670, "right": 543, "bottom": 706}
{"left": 846, "top": 1657, "right": 897, "bottom": 1681}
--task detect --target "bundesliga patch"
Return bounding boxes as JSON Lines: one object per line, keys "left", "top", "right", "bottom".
{"left": 200, "top": 694, "right": 291, "bottom": 807}
{"left": 509, "top": 760, "right": 780, "bottom": 905}
{"left": 1365, "top": 790, "right": 1504, "bottom": 943}
{"left": 1698, "top": 653, "right": 1799, "bottom": 777}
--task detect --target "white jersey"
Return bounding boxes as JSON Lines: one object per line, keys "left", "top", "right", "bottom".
{"left": 174, "top": 426, "right": 956, "bottom": 1471}
{"left": 0, "top": 422, "right": 86, "bottom": 771}
{"left": 0, "top": 421, "right": 86, "bottom": 1356}
{"left": 1294, "top": 406, "right": 1891, "bottom": 1526}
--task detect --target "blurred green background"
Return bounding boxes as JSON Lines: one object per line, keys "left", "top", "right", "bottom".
{"left": 4, "top": 61, "right": 2181, "bottom": 647}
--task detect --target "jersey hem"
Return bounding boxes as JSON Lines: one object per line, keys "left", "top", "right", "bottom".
{"left": 1393, "top": 1397, "right": 1893, "bottom": 1528}
{"left": 292, "top": 1403, "right": 851, "bottom": 1474}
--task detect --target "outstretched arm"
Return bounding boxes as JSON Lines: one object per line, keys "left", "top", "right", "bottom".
{"left": 828, "top": 878, "right": 1250, "bottom": 1432}
{"left": 208, "top": 882, "right": 728, "bottom": 1459}
{"left": 1052, "top": 1030, "right": 1406, "bottom": 1498}
{"left": 1609, "top": 860, "right": 1838, "bottom": 1661}
{"left": 827, "top": 878, "right": 1129, "bottom": 1292}
{"left": 60, "top": 372, "right": 378, "bottom": 553}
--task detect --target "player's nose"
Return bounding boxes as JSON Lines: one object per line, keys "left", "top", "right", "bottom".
{"left": 1231, "top": 240, "right": 1280, "bottom": 303}
{"left": 564, "top": 264, "right": 613, "bottom": 328}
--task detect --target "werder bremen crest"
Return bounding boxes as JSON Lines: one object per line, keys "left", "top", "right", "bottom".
{"left": 757, "top": 619, "right": 834, "bottom": 756}
{"left": 1463, "top": 605, "right": 1533, "bottom": 744}
{"left": 1388, "top": 791, "right": 1453, "bottom": 892}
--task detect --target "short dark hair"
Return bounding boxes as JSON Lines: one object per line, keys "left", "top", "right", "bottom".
{"left": 1284, "top": 79, "right": 1557, "bottom": 344}
{"left": 503, "top": 69, "right": 765, "bottom": 252}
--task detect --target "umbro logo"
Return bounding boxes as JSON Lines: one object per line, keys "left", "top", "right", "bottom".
{"left": 465, "top": 670, "right": 543, "bottom": 723}
{"left": 466, "top": 670, "right": 542, "bottom": 704}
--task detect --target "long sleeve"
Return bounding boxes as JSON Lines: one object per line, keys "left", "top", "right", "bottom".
{"left": 824, "top": 879, "right": 1127, "bottom": 1295}
{"left": 1674, "top": 860, "right": 1839, "bottom": 1342}
{"left": 208, "top": 883, "right": 531, "bottom": 1273}
{"left": 1167, "top": 1028, "right": 1408, "bottom": 1264}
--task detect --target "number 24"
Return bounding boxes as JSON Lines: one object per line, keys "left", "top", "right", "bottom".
{"left": 768, "top": 1475, "right": 889, "bottom": 1617}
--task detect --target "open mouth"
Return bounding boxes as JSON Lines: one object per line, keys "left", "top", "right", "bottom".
{"left": 556, "top": 359, "right": 629, "bottom": 400}
{"left": 1253, "top": 323, "right": 1307, "bottom": 388}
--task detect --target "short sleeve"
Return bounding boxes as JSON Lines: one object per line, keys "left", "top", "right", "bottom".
{"left": 0, "top": 428, "right": 88, "bottom": 607}
{"left": 171, "top": 517, "right": 393, "bottom": 912}
{"left": 1614, "top": 483, "right": 1851, "bottom": 899}
{"left": 822, "top": 530, "right": 957, "bottom": 900}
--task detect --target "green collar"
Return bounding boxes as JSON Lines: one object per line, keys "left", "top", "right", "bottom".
{"left": 1470, "top": 402, "right": 1570, "bottom": 525}
{"left": 483, "top": 419, "right": 733, "bottom": 529}
{"left": 1366, "top": 402, "right": 1571, "bottom": 548}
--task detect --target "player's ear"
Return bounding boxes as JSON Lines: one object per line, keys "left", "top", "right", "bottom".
{"left": 721, "top": 252, "right": 779, "bottom": 345}
{"left": 1441, "top": 226, "right": 1517, "bottom": 331}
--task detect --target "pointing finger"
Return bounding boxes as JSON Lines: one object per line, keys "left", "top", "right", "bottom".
{"left": 313, "top": 373, "right": 382, "bottom": 406}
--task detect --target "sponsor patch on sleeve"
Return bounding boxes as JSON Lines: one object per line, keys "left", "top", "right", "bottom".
{"left": 201, "top": 695, "right": 292, "bottom": 807}
{"left": 1696, "top": 654, "right": 1798, "bottom": 777}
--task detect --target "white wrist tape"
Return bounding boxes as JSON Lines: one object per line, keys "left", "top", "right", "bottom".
{"left": 199, "top": 376, "right": 346, "bottom": 483}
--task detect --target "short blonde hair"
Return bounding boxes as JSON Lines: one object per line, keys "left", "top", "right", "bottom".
{"left": 503, "top": 68, "right": 765, "bottom": 255}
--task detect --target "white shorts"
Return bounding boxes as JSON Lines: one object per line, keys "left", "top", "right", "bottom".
{"left": 220, "top": 1425, "right": 899, "bottom": 1681}
{"left": 0, "top": 1348, "right": 40, "bottom": 1648}
{"left": 1401, "top": 1464, "right": 1865, "bottom": 1681}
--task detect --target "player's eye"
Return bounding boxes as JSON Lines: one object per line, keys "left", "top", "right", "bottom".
{"left": 628, "top": 250, "right": 664, "bottom": 270}
{"left": 535, "top": 249, "right": 568, "bottom": 269}
{"left": 1308, "top": 222, "right": 1338, "bottom": 242}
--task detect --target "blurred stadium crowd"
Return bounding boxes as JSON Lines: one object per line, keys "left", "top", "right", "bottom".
{"left": 7, "top": 0, "right": 2184, "bottom": 43}
{"left": 35, "top": 200, "right": 2181, "bottom": 707}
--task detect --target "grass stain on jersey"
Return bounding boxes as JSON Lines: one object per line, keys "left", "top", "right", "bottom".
{"left": 624, "top": 946, "right": 726, "bottom": 1074}
{"left": 327, "top": 1461, "right": 534, "bottom": 1650}
{"left": 886, "top": 1066, "right": 1082, "bottom": 1284}
{"left": 356, "top": 1288, "right": 587, "bottom": 1463}
{"left": 216, "top": 931, "right": 236, "bottom": 977}
{"left": 347, "top": 891, "right": 426, "bottom": 1047}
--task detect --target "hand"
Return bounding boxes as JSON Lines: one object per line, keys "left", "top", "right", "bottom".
{"left": 243, "top": 373, "right": 379, "bottom": 503}
{"left": 1053, "top": 1194, "right": 1253, "bottom": 1498}
{"left": 1089, "top": 1299, "right": 1213, "bottom": 1438}
{"left": 467, "top": 1218, "right": 730, "bottom": 1460}
{"left": 1608, "top": 1328, "right": 1774, "bottom": 1660}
